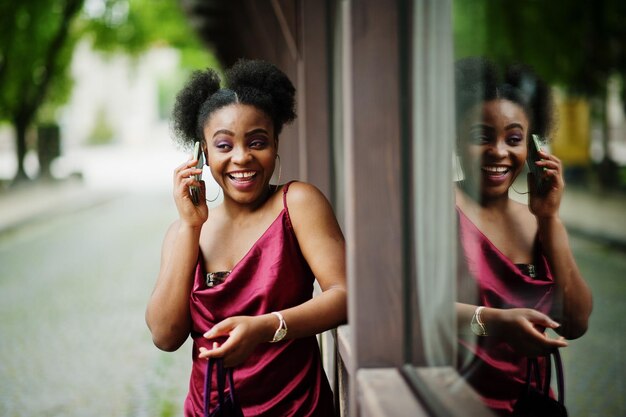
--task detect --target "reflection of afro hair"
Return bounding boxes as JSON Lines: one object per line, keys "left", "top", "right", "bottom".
{"left": 171, "top": 59, "right": 296, "bottom": 149}
{"left": 454, "top": 56, "right": 555, "bottom": 139}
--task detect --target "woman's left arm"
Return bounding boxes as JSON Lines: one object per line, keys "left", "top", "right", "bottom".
{"left": 200, "top": 182, "right": 346, "bottom": 366}
{"left": 530, "top": 150, "right": 593, "bottom": 339}
{"left": 274, "top": 182, "right": 348, "bottom": 338}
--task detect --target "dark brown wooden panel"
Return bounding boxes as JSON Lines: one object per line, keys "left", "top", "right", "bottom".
{"left": 346, "top": 0, "right": 405, "bottom": 369}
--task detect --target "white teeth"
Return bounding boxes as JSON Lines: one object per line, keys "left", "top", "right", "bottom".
{"left": 230, "top": 171, "right": 255, "bottom": 179}
{"left": 482, "top": 166, "right": 508, "bottom": 173}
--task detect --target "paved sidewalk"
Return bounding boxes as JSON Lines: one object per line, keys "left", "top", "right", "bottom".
{"left": 560, "top": 186, "right": 626, "bottom": 250}
{"left": 2, "top": 177, "right": 625, "bottom": 249}
{"left": 0, "top": 178, "right": 121, "bottom": 236}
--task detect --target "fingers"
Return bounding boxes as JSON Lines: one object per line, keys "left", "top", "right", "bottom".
{"left": 199, "top": 340, "right": 232, "bottom": 359}
{"left": 204, "top": 319, "right": 234, "bottom": 340}
{"left": 520, "top": 310, "right": 568, "bottom": 354}
{"left": 525, "top": 309, "right": 561, "bottom": 329}
{"left": 198, "top": 333, "right": 245, "bottom": 368}
{"left": 199, "top": 317, "right": 260, "bottom": 367}
{"left": 174, "top": 159, "right": 203, "bottom": 187}
{"left": 535, "top": 152, "right": 564, "bottom": 185}
{"left": 542, "top": 333, "right": 568, "bottom": 348}
{"left": 198, "top": 342, "right": 220, "bottom": 358}
{"left": 199, "top": 319, "right": 237, "bottom": 358}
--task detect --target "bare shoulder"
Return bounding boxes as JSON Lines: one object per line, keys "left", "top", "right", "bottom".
{"left": 285, "top": 181, "right": 342, "bottom": 237}
{"left": 285, "top": 181, "right": 332, "bottom": 216}
{"left": 509, "top": 199, "right": 538, "bottom": 231}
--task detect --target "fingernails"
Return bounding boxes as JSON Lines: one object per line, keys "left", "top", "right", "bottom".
{"left": 213, "top": 342, "right": 218, "bottom": 350}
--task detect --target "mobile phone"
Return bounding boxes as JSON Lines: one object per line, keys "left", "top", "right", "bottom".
{"left": 189, "top": 141, "right": 204, "bottom": 205}
{"left": 527, "top": 134, "right": 549, "bottom": 194}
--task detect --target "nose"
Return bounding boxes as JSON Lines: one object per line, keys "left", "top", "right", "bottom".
{"left": 231, "top": 145, "right": 252, "bottom": 164}
{"left": 487, "top": 139, "right": 508, "bottom": 159}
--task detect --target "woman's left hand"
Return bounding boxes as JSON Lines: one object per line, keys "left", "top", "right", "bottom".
{"left": 198, "top": 315, "right": 275, "bottom": 367}
{"left": 528, "top": 150, "right": 564, "bottom": 219}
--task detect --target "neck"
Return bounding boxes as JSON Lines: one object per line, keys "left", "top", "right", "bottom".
{"left": 221, "top": 185, "right": 275, "bottom": 218}
{"left": 456, "top": 182, "right": 511, "bottom": 213}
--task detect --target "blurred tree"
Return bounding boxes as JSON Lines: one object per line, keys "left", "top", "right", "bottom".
{"left": 0, "top": 0, "right": 215, "bottom": 184}
{"left": 0, "top": 0, "right": 84, "bottom": 182}
{"left": 81, "top": 0, "right": 216, "bottom": 70}
{"left": 454, "top": 0, "right": 626, "bottom": 187}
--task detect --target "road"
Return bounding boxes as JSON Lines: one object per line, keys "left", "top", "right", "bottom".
{"left": 0, "top": 188, "right": 623, "bottom": 416}
{"left": 0, "top": 191, "right": 191, "bottom": 417}
{"left": 564, "top": 236, "right": 626, "bottom": 417}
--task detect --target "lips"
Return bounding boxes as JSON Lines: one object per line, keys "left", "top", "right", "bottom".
{"left": 481, "top": 165, "right": 510, "bottom": 177}
{"left": 227, "top": 171, "right": 257, "bottom": 182}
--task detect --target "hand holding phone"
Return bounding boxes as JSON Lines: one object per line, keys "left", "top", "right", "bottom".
{"left": 527, "top": 134, "right": 549, "bottom": 195}
{"left": 189, "top": 141, "right": 204, "bottom": 205}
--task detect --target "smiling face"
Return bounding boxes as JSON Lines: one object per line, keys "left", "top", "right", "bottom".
{"left": 203, "top": 104, "right": 277, "bottom": 206}
{"left": 458, "top": 99, "right": 530, "bottom": 202}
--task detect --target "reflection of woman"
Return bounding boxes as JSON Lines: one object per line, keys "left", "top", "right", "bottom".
{"left": 145, "top": 59, "right": 346, "bottom": 416}
{"left": 454, "top": 57, "right": 592, "bottom": 415}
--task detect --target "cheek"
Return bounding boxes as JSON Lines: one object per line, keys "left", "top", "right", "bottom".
{"left": 458, "top": 145, "right": 482, "bottom": 166}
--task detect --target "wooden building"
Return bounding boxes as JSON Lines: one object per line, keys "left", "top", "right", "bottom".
{"left": 180, "top": 1, "right": 494, "bottom": 415}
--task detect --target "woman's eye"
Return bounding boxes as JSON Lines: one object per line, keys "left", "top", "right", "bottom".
{"left": 507, "top": 135, "right": 524, "bottom": 145}
{"left": 249, "top": 139, "right": 268, "bottom": 149}
{"left": 215, "top": 142, "right": 232, "bottom": 151}
{"left": 469, "top": 133, "right": 489, "bottom": 144}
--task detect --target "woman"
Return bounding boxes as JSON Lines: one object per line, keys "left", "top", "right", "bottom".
{"left": 454, "top": 57, "right": 592, "bottom": 415}
{"left": 146, "top": 59, "right": 346, "bottom": 416}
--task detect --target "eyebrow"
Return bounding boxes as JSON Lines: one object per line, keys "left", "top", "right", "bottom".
{"left": 211, "top": 128, "right": 270, "bottom": 139}
{"left": 245, "top": 128, "right": 270, "bottom": 138}
{"left": 504, "top": 123, "right": 525, "bottom": 130}
{"left": 470, "top": 123, "right": 525, "bottom": 131}
{"left": 212, "top": 129, "right": 234, "bottom": 138}
{"left": 470, "top": 124, "right": 493, "bottom": 131}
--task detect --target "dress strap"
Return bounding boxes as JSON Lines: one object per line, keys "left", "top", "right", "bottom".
{"left": 282, "top": 180, "right": 297, "bottom": 210}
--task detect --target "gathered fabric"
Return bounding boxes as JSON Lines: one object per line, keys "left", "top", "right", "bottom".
{"left": 456, "top": 207, "right": 556, "bottom": 416}
{"left": 184, "top": 182, "right": 335, "bottom": 417}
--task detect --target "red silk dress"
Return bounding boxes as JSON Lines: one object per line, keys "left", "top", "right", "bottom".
{"left": 456, "top": 207, "right": 555, "bottom": 416}
{"left": 184, "top": 182, "right": 335, "bottom": 417}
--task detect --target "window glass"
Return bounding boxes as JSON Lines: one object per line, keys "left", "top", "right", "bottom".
{"left": 453, "top": 2, "right": 625, "bottom": 416}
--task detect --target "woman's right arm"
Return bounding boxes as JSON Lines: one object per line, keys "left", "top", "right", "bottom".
{"left": 145, "top": 158, "right": 207, "bottom": 351}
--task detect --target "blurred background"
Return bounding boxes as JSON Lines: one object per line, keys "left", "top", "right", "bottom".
{"left": 0, "top": 1, "right": 624, "bottom": 416}
{"left": 0, "top": 1, "right": 218, "bottom": 416}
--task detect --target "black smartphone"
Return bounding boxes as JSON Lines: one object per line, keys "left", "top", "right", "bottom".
{"left": 189, "top": 141, "right": 204, "bottom": 205}
{"left": 527, "top": 134, "right": 549, "bottom": 194}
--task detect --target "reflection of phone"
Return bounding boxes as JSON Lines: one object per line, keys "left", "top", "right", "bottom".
{"left": 189, "top": 141, "right": 204, "bottom": 205}
{"left": 528, "top": 134, "right": 548, "bottom": 194}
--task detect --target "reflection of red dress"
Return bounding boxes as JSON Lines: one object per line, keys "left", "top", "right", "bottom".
{"left": 456, "top": 207, "right": 555, "bottom": 416}
{"left": 184, "top": 182, "right": 335, "bottom": 417}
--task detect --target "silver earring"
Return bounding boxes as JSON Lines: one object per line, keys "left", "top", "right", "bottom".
{"left": 204, "top": 162, "right": 221, "bottom": 203}
{"left": 271, "top": 154, "right": 282, "bottom": 189}
{"left": 511, "top": 184, "right": 529, "bottom": 195}
{"left": 206, "top": 186, "right": 221, "bottom": 203}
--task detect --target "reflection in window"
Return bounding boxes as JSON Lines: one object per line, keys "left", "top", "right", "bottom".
{"left": 453, "top": 2, "right": 625, "bottom": 416}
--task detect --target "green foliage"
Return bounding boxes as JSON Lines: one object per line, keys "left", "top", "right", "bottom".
{"left": 0, "top": 0, "right": 215, "bottom": 126}
{"left": 453, "top": 0, "right": 626, "bottom": 98}
{"left": 0, "top": 0, "right": 217, "bottom": 180}
{"left": 0, "top": 0, "right": 84, "bottom": 124}
{"left": 81, "top": 0, "right": 216, "bottom": 71}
